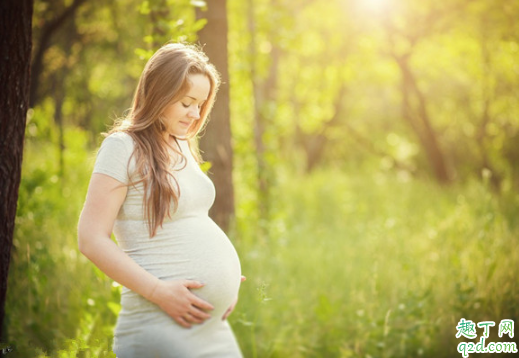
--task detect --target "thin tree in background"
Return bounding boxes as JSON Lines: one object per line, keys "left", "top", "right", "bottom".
{"left": 246, "top": 0, "right": 280, "bottom": 233}
{"left": 196, "top": 0, "right": 235, "bottom": 233}
{"left": 381, "top": 5, "right": 463, "bottom": 184}
{"left": 0, "top": 0, "right": 34, "bottom": 340}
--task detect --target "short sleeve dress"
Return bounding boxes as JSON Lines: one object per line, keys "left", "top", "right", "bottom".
{"left": 92, "top": 132, "right": 243, "bottom": 358}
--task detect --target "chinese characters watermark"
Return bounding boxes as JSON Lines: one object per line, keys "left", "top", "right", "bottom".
{"left": 456, "top": 318, "right": 517, "bottom": 357}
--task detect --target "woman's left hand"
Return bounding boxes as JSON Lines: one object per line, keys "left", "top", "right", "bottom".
{"left": 222, "top": 276, "right": 246, "bottom": 320}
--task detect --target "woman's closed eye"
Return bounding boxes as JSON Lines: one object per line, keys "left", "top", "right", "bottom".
{"left": 182, "top": 103, "right": 203, "bottom": 109}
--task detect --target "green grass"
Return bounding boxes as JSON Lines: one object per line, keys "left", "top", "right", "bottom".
{"left": 233, "top": 168, "right": 519, "bottom": 357}
{"left": 5, "top": 135, "right": 519, "bottom": 357}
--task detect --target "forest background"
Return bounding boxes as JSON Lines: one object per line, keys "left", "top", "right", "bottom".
{"left": 3, "top": 0, "right": 519, "bottom": 357}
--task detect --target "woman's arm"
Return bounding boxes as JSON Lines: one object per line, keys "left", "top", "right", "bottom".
{"left": 78, "top": 173, "right": 214, "bottom": 328}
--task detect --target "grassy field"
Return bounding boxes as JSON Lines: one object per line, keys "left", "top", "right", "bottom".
{"left": 4, "top": 135, "right": 519, "bottom": 357}
{"left": 234, "top": 168, "right": 519, "bottom": 357}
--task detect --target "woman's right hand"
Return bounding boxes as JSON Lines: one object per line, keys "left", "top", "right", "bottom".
{"left": 147, "top": 279, "right": 214, "bottom": 328}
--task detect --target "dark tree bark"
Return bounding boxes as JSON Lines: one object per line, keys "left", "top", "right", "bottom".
{"left": 0, "top": 0, "right": 34, "bottom": 341}
{"left": 53, "top": 75, "right": 66, "bottom": 178}
{"left": 196, "top": 0, "right": 235, "bottom": 233}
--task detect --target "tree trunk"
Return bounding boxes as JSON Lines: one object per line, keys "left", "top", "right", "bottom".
{"left": 0, "top": 0, "right": 34, "bottom": 341}
{"left": 299, "top": 84, "right": 347, "bottom": 172}
{"left": 196, "top": 0, "right": 235, "bottom": 233}
{"left": 475, "top": 36, "right": 501, "bottom": 190}
{"left": 246, "top": 0, "right": 268, "bottom": 218}
{"left": 53, "top": 75, "right": 66, "bottom": 179}
{"left": 396, "top": 54, "right": 451, "bottom": 184}
{"left": 246, "top": 0, "right": 280, "bottom": 227}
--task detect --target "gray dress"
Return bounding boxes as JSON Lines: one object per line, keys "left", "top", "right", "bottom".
{"left": 93, "top": 132, "right": 243, "bottom": 358}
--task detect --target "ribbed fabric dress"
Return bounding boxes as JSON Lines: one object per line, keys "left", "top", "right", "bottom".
{"left": 92, "top": 132, "right": 243, "bottom": 358}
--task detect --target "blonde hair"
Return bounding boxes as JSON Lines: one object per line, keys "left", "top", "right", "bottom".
{"left": 108, "top": 43, "right": 220, "bottom": 237}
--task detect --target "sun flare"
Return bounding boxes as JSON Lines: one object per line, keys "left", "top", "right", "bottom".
{"left": 362, "top": 0, "right": 391, "bottom": 12}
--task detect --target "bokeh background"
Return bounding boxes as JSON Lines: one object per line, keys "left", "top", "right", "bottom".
{"left": 5, "top": 0, "right": 519, "bottom": 357}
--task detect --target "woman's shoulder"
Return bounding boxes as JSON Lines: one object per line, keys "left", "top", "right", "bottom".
{"left": 93, "top": 131, "right": 136, "bottom": 183}
{"left": 101, "top": 131, "right": 135, "bottom": 153}
{"left": 105, "top": 131, "right": 133, "bottom": 143}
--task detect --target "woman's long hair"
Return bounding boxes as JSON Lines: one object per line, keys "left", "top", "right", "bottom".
{"left": 108, "top": 43, "right": 220, "bottom": 237}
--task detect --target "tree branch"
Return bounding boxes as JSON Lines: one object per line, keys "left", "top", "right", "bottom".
{"left": 29, "top": 0, "right": 87, "bottom": 107}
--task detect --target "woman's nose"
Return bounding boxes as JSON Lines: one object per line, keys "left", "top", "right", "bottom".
{"left": 189, "top": 107, "right": 201, "bottom": 120}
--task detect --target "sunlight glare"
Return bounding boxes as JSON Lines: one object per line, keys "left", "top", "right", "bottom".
{"left": 361, "top": 0, "right": 390, "bottom": 13}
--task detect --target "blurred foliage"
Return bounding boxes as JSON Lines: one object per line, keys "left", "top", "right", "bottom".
{"left": 5, "top": 0, "right": 519, "bottom": 356}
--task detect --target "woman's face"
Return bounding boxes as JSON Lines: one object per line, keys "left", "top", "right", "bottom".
{"left": 161, "top": 73, "right": 211, "bottom": 138}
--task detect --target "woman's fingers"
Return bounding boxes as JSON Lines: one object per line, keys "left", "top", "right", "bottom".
{"left": 222, "top": 297, "right": 238, "bottom": 320}
{"left": 222, "top": 307, "right": 231, "bottom": 321}
{"left": 149, "top": 279, "right": 214, "bottom": 327}
{"left": 183, "top": 280, "right": 205, "bottom": 289}
{"left": 176, "top": 308, "right": 209, "bottom": 327}
{"left": 176, "top": 316, "right": 191, "bottom": 328}
{"left": 221, "top": 276, "right": 244, "bottom": 320}
{"left": 185, "top": 312, "right": 204, "bottom": 324}
{"left": 174, "top": 310, "right": 205, "bottom": 328}
{"left": 188, "top": 305, "right": 212, "bottom": 320}
{"left": 189, "top": 293, "right": 215, "bottom": 311}
{"left": 152, "top": 279, "right": 234, "bottom": 327}
{"left": 222, "top": 302, "right": 235, "bottom": 320}
{"left": 183, "top": 280, "right": 215, "bottom": 311}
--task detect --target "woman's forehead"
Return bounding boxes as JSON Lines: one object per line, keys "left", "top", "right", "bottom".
{"left": 185, "top": 74, "right": 210, "bottom": 100}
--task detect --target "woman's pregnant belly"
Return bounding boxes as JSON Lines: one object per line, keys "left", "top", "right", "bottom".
{"left": 115, "top": 216, "right": 242, "bottom": 321}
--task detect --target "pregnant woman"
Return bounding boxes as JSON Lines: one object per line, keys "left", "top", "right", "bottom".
{"left": 77, "top": 43, "right": 244, "bottom": 357}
